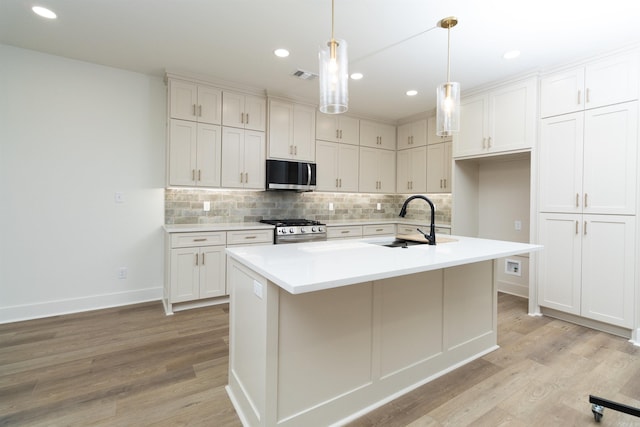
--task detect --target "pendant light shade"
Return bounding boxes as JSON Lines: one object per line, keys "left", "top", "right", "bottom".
{"left": 319, "top": 0, "right": 348, "bottom": 114}
{"left": 436, "top": 17, "right": 460, "bottom": 137}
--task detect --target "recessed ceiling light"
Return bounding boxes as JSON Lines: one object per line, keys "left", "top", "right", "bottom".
{"left": 406, "top": 90, "right": 418, "bottom": 96}
{"left": 32, "top": 6, "right": 57, "bottom": 19}
{"left": 350, "top": 72, "right": 363, "bottom": 80}
{"left": 503, "top": 50, "right": 521, "bottom": 60}
{"left": 274, "top": 48, "right": 290, "bottom": 58}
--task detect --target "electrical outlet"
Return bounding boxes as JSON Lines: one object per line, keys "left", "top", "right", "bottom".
{"left": 203, "top": 201, "right": 211, "bottom": 212}
{"left": 329, "top": 202, "right": 334, "bottom": 211}
{"left": 253, "top": 280, "right": 263, "bottom": 299}
{"left": 514, "top": 220, "right": 522, "bottom": 231}
{"left": 118, "top": 267, "right": 128, "bottom": 280}
{"left": 376, "top": 203, "right": 381, "bottom": 210}
{"left": 114, "top": 192, "right": 125, "bottom": 203}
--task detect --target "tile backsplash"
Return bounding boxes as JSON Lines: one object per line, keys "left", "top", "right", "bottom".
{"left": 165, "top": 189, "right": 451, "bottom": 225}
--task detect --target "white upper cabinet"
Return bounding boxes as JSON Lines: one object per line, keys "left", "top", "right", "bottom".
{"left": 316, "top": 112, "right": 359, "bottom": 145}
{"left": 359, "top": 147, "right": 396, "bottom": 193}
{"left": 315, "top": 140, "right": 359, "bottom": 192}
{"left": 396, "top": 146, "right": 427, "bottom": 193}
{"left": 426, "top": 141, "right": 452, "bottom": 194}
{"left": 359, "top": 120, "right": 396, "bottom": 150}
{"left": 168, "top": 120, "right": 221, "bottom": 187}
{"left": 427, "top": 115, "right": 452, "bottom": 144}
{"left": 221, "top": 127, "right": 265, "bottom": 189}
{"left": 268, "top": 99, "right": 316, "bottom": 161}
{"left": 397, "top": 119, "right": 427, "bottom": 150}
{"left": 540, "top": 51, "right": 639, "bottom": 118}
{"left": 169, "top": 80, "right": 222, "bottom": 125}
{"left": 223, "top": 91, "right": 266, "bottom": 131}
{"left": 453, "top": 77, "right": 536, "bottom": 158}
{"left": 539, "top": 102, "right": 637, "bottom": 215}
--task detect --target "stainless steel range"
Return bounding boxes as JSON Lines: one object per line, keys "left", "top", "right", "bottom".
{"left": 260, "top": 219, "right": 327, "bottom": 244}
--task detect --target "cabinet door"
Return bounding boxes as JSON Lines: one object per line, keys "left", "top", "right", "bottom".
{"left": 537, "top": 213, "right": 582, "bottom": 315}
{"left": 581, "top": 215, "right": 635, "bottom": 328}
{"left": 359, "top": 147, "right": 379, "bottom": 193}
{"left": 427, "top": 115, "right": 452, "bottom": 144}
{"left": 427, "top": 143, "right": 447, "bottom": 193}
{"left": 338, "top": 116, "right": 360, "bottom": 145}
{"left": 292, "top": 103, "right": 316, "bottom": 161}
{"left": 338, "top": 143, "right": 360, "bottom": 192}
{"left": 315, "top": 140, "right": 339, "bottom": 191}
{"left": 360, "top": 120, "right": 396, "bottom": 150}
{"left": 378, "top": 150, "right": 396, "bottom": 193}
{"left": 538, "top": 113, "right": 584, "bottom": 213}
{"left": 316, "top": 112, "right": 339, "bottom": 142}
{"left": 169, "top": 80, "right": 198, "bottom": 121}
{"left": 243, "top": 130, "right": 266, "bottom": 189}
{"left": 397, "top": 120, "right": 427, "bottom": 149}
{"left": 199, "top": 246, "right": 227, "bottom": 299}
{"left": 221, "top": 127, "right": 245, "bottom": 188}
{"left": 397, "top": 122, "right": 412, "bottom": 150}
{"left": 196, "top": 124, "right": 222, "bottom": 187}
{"left": 244, "top": 95, "right": 266, "bottom": 131}
{"left": 583, "top": 102, "right": 637, "bottom": 215}
{"left": 540, "top": 68, "right": 585, "bottom": 118}
{"left": 443, "top": 141, "right": 452, "bottom": 192}
{"left": 488, "top": 79, "right": 536, "bottom": 153}
{"left": 197, "top": 86, "right": 222, "bottom": 124}
{"left": 168, "top": 119, "right": 197, "bottom": 186}
{"left": 222, "top": 92, "right": 245, "bottom": 128}
{"left": 170, "top": 248, "right": 200, "bottom": 303}
{"left": 268, "top": 99, "right": 294, "bottom": 159}
{"left": 585, "top": 52, "right": 639, "bottom": 111}
{"left": 453, "top": 94, "right": 488, "bottom": 158}
{"left": 396, "top": 150, "right": 411, "bottom": 192}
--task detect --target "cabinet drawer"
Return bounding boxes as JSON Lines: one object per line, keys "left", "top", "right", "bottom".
{"left": 171, "top": 232, "right": 226, "bottom": 248}
{"left": 227, "top": 229, "right": 273, "bottom": 245}
{"left": 327, "top": 226, "right": 363, "bottom": 239}
{"left": 363, "top": 224, "right": 396, "bottom": 236}
{"left": 397, "top": 225, "right": 421, "bottom": 235}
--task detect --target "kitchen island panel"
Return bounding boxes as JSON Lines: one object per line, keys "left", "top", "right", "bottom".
{"left": 379, "top": 270, "right": 444, "bottom": 378}
{"left": 277, "top": 283, "right": 374, "bottom": 421}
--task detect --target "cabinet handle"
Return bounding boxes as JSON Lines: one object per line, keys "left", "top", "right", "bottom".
{"left": 341, "top": 230, "right": 350, "bottom": 234}
{"left": 339, "top": 178, "right": 342, "bottom": 187}
{"left": 198, "top": 105, "right": 202, "bottom": 117}
{"left": 240, "top": 172, "right": 244, "bottom": 183}
{"left": 201, "top": 253, "right": 205, "bottom": 265}
{"left": 193, "top": 104, "right": 197, "bottom": 116}
{"left": 198, "top": 170, "right": 201, "bottom": 181}
{"left": 336, "top": 129, "right": 340, "bottom": 139}
{"left": 241, "top": 112, "right": 245, "bottom": 124}
{"left": 586, "top": 88, "right": 590, "bottom": 104}
{"left": 244, "top": 236, "right": 257, "bottom": 239}
{"left": 575, "top": 220, "right": 579, "bottom": 235}
{"left": 193, "top": 238, "right": 207, "bottom": 242}
{"left": 294, "top": 146, "right": 297, "bottom": 155}
{"left": 577, "top": 90, "right": 581, "bottom": 105}
{"left": 482, "top": 137, "right": 487, "bottom": 149}
{"left": 245, "top": 172, "right": 248, "bottom": 183}
{"left": 336, "top": 178, "right": 339, "bottom": 188}
{"left": 192, "top": 169, "right": 196, "bottom": 181}
{"left": 576, "top": 193, "right": 580, "bottom": 208}
{"left": 584, "top": 220, "right": 587, "bottom": 235}
{"left": 487, "top": 137, "right": 492, "bottom": 148}
{"left": 444, "top": 179, "right": 447, "bottom": 188}
{"left": 246, "top": 113, "right": 249, "bottom": 124}
{"left": 584, "top": 193, "right": 588, "bottom": 208}
{"left": 195, "top": 253, "right": 199, "bottom": 266}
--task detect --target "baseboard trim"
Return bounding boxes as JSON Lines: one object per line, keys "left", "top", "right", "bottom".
{"left": 0, "top": 287, "right": 163, "bottom": 324}
{"left": 541, "top": 307, "right": 632, "bottom": 340}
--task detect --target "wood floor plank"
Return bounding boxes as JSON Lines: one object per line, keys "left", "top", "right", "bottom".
{"left": 1, "top": 294, "right": 639, "bottom": 426}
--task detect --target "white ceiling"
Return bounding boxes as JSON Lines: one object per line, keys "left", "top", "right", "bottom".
{"left": 2, "top": 0, "right": 640, "bottom": 121}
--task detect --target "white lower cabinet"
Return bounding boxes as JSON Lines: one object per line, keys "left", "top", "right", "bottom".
{"left": 327, "top": 225, "right": 363, "bottom": 240}
{"left": 538, "top": 213, "right": 635, "bottom": 328}
{"left": 169, "top": 232, "right": 227, "bottom": 304}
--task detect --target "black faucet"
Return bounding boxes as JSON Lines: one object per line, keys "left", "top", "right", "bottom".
{"left": 399, "top": 195, "right": 436, "bottom": 245}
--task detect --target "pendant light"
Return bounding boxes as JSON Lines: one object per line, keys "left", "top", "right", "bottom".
{"left": 436, "top": 17, "right": 460, "bottom": 137}
{"left": 319, "top": 0, "right": 348, "bottom": 114}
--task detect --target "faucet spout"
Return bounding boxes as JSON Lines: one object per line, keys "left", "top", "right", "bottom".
{"left": 399, "top": 195, "right": 437, "bottom": 245}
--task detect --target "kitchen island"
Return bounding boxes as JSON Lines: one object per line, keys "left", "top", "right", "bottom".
{"left": 225, "top": 236, "right": 541, "bottom": 426}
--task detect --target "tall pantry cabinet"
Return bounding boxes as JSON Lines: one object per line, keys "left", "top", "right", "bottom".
{"left": 536, "top": 50, "right": 639, "bottom": 332}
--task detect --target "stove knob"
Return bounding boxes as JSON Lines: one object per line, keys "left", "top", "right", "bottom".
{"left": 311, "top": 227, "right": 317, "bottom": 232}
{"left": 318, "top": 226, "right": 324, "bottom": 232}
{"left": 289, "top": 228, "right": 294, "bottom": 233}
{"left": 301, "top": 228, "right": 306, "bottom": 233}
{"left": 280, "top": 229, "right": 286, "bottom": 234}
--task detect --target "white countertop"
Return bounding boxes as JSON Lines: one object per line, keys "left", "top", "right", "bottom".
{"left": 325, "top": 219, "right": 451, "bottom": 228}
{"left": 226, "top": 236, "right": 541, "bottom": 294}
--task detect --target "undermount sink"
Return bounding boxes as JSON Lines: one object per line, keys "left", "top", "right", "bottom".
{"left": 369, "top": 235, "right": 458, "bottom": 248}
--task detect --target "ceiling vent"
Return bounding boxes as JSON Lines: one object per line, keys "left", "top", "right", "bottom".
{"left": 291, "top": 69, "right": 318, "bottom": 80}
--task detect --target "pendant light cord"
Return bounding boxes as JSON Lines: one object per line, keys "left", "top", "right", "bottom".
{"left": 446, "top": 26, "right": 451, "bottom": 82}
{"left": 331, "top": 0, "right": 335, "bottom": 42}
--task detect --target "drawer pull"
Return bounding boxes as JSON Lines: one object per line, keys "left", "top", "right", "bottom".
{"left": 193, "top": 238, "right": 207, "bottom": 242}
{"left": 376, "top": 228, "right": 383, "bottom": 232}
{"left": 244, "top": 236, "right": 257, "bottom": 239}
{"left": 341, "top": 230, "right": 350, "bottom": 234}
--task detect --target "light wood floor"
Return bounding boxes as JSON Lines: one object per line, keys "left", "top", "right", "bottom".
{"left": 2, "top": 294, "right": 639, "bottom": 426}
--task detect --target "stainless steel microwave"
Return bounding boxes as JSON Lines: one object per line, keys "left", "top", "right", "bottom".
{"left": 265, "top": 159, "right": 316, "bottom": 192}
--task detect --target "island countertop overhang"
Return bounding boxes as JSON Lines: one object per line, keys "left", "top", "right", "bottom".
{"left": 225, "top": 236, "right": 542, "bottom": 295}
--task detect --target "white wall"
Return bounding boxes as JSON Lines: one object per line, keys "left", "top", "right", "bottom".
{"left": 0, "top": 45, "right": 166, "bottom": 323}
